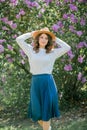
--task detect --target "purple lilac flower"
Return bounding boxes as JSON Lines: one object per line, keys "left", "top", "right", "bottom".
{"left": 11, "top": 23, "right": 17, "bottom": 29}
{"left": 80, "top": 18, "right": 86, "bottom": 26}
{"left": 63, "top": 14, "right": 68, "bottom": 19}
{"left": 59, "top": 30, "right": 64, "bottom": 34}
{"left": 38, "top": 8, "right": 45, "bottom": 17}
{"left": 0, "top": 0, "right": 5, "bottom": 2}
{"left": 64, "top": 0, "right": 76, "bottom": 3}
{"left": 52, "top": 24, "right": 59, "bottom": 32}
{"left": 19, "top": 49, "right": 26, "bottom": 58}
{"left": 7, "top": 20, "right": 13, "bottom": 25}
{"left": 69, "top": 25, "right": 75, "bottom": 32}
{"left": 44, "top": 0, "right": 52, "bottom": 5}
{"left": 78, "top": 55, "right": 84, "bottom": 63}
{"left": 10, "top": 0, "right": 18, "bottom": 6}
{"left": 24, "top": 0, "right": 32, "bottom": 8}
{"left": 7, "top": 58, "right": 14, "bottom": 63}
{"left": 70, "top": 0, "right": 76, "bottom": 2}
{"left": 16, "top": 9, "right": 25, "bottom": 19}
{"left": 81, "top": 77, "right": 87, "bottom": 83}
{"left": 12, "top": 34, "right": 17, "bottom": 38}
{"left": 84, "top": 42, "right": 87, "bottom": 47}
{"left": 57, "top": 21, "right": 63, "bottom": 28}
{"left": 38, "top": 13, "right": 42, "bottom": 18}
{"left": 78, "top": 0, "right": 87, "bottom": 3}
{"left": 0, "top": 45, "right": 4, "bottom": 53}
{"left": 6, "top": 54, "right": 14, "bottom": 63}
{"left": 7, "top": 44, "right": 13, "bottom": 51}
{"left": 1, "top": 17, "right": 8, "bottom": 23}
{"left": 16, "top": 14, "right": 21, "bottom": 19}
{"left": 67, "top": 50, "right": 75, "bottom": 59}
{"left": 77, "top": 72, "right": 82, "bottom": 80}
{"left": 64, "top": 64, "right": 72, "bottom": 71}
{"left": 69, "top": 4, "right": 78, "bottom": 11}
{"left": 40, "top": 8, "right": 45, "bottom": 13}
{"left": 76, "top": 42, "right": 85, "bottom": 49}
{"left": 70, "top": 14, "right": 78, "bottom": 23}
{"left": 0, "top": 39, "right": 6, "bottom": 44}
{"left": 19, "top": 9, "right": 25, "bottom": 15}
{"left": 64, "top": 0, "right": 69, "bottom": 3}
{"left": 76, "top": 31, "right": 83, "bottom": 37}
{"left": 32, "top": 1, "right": 39, "bottom": 8}
{"left": 56, "top": 1, "right": 61, "bottom": 6}
{"left": 8, "top": 22, "right": 17, "bottom": 29}
{"left": 25, "top": 0, "right": 39, "bottom": 8}
{"left": 2, "top": 26, "right": 9, "bottom": 30}
{"left": 78, "top": 0, "right": 82, "bottom": 2}
{"left": 6, "top": 20, "right": 16, "bottom": 28}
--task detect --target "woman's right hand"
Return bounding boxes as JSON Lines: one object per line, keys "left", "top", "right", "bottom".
{"left": 31, "top": 31, "right": 37, "bottom": 37}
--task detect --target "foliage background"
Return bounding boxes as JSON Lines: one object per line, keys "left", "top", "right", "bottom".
{"left": 0, "top": 0, "right": 87, "bottom": 118}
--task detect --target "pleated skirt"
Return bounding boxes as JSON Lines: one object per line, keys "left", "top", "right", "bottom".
{"left": 28, "top": 74, "right": 60, "bottom": 121}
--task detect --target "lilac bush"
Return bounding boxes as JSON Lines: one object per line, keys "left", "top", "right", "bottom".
{"left": 0, "top": 0, "right": 87, "bottom": 115}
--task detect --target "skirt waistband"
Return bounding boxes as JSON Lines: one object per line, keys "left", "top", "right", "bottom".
{"left": 32, "top": 74, "right": 52, "bottom": 77}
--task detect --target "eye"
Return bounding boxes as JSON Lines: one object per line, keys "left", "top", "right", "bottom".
{"left": 45, "top": 37, "right": 48, "bottom": 40}
{"left": 40, "top": 36, "right": 43, "bottom": 39}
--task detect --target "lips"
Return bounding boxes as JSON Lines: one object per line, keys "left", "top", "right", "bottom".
{"left": 42, "top": 42, "right": 46, "bottom": 44}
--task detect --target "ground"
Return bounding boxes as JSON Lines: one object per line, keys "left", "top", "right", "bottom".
{"left": 0, "top": 106, "right": 87, "bottom": 130}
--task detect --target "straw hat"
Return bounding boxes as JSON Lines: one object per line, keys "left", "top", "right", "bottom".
{"left": 32, "top": 27, "right": 56, "bottom": 40}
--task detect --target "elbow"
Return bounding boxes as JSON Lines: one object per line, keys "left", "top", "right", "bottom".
{"left": 65, "top": 46, "right": 71, "bottom": 53}
{"left": 16, "top": 37, "right": 20, "bottom": 43}
{"left": 67, "top": 45, "right": 71, "bottom": 52}
{"left": 68, "top": 46, "right": 71, "bottom": 51}
{"left": 16, "top": 37, "right": 22, "bottom": 45}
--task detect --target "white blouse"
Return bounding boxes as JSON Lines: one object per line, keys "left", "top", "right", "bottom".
{"left": 16, "top": 32, "right": 71, "bottom": 74}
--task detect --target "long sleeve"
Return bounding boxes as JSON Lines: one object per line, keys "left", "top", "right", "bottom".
{"left": 53, "top": 37, "right": 71, "bottom": 59}
{"left": 16, "top": 32, "right": 32, "bottom": 56}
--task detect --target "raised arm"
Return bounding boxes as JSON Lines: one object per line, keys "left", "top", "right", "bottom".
{"left": 54, "top": 37, "right": 71, "bottom": 59}
{"left": 16, "top": 32, "right": 32, "bottom": 56}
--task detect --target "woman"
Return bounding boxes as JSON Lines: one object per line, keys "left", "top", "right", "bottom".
{"left": 16, "top": 27, "right": 71, "bottom": 130}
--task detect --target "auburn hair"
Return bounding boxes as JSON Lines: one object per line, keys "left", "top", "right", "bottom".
{"left": 33, "top": 33, "right": 54, "bottom": 53}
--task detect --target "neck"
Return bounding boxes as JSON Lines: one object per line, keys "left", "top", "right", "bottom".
{"left": 39, "top": 47, "right": 45, "bottom": 49}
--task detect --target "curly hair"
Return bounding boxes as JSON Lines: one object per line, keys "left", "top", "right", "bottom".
{"left": 33, "top": 33, "right": 54, "bottom": 53}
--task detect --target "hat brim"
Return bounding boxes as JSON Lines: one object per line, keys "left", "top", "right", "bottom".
{"left": 32, "top": 30, "right": 56, "bottom": 40}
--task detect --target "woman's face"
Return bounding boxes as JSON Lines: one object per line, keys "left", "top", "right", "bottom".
{"left": 39, "top": 33, "right": 48, "bottom": 48}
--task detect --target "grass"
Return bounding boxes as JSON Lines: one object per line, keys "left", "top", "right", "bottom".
{"left": 57, "top": 117, "right": 87, "bottom": 130}
{"left": 0, "top": 107, "right": 87, "bottom": 130}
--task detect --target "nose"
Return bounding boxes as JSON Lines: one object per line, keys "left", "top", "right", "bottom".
{"left": 43, "top": 38, "right": 47, "bottom": 42}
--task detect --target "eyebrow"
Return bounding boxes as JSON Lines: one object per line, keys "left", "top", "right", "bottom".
{"left": 40, "top": 36, "right": 48, "bottom": 38}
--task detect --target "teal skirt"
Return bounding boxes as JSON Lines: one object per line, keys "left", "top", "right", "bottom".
{"left": 28, "top": 74, "right": 60, "bottom": 121}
